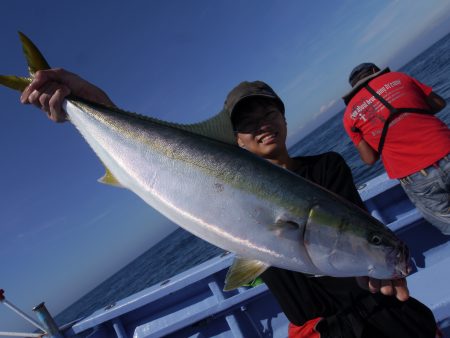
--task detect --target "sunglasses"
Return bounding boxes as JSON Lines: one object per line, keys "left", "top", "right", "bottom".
{"left": 233, "top": 110, "right": 282, "bottom": 134}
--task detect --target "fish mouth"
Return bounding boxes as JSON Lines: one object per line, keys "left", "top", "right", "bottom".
{"left": 389, "top": 243, "right": 412, "bottom": 278}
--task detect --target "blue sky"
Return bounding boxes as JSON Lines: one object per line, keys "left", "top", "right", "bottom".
{"left": 0, "top": 0, "right": 449, "bottom": 333}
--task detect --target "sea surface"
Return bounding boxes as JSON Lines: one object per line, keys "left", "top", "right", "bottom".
{"left": 55, "top": 32, "right": 450, "bottom": 326}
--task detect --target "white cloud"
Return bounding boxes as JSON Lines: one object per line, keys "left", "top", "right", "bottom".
{"left": 80, "top": 210, "right": 112, "bottom": 229}
{"left": 16, "top": 216, "right": 67, "bottom": 239}
{"left": 15, "top": 209, "right": 111, "bottom": 240}
{"left": 317, "top": 99, "right": 337, "bottom": 117}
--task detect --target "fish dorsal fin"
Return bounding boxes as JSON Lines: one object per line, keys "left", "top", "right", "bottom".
{"left": 73, "top": 98, "right": 238, "bottom": 146}
{"left": 175, "top": 108, "right": 237, "bottom": 145}
{"left": 109, "top": 105, "right": 237, "bottom": 145}
{"left": 97, "top": 167, "right": 124, "bottom": 188}
{"left": 224, "top": 257, "right": 269, "bottom": 291}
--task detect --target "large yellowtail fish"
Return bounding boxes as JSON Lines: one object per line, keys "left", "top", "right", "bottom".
{"left": 0, "top": 33, "right": 410, "bottom": 290}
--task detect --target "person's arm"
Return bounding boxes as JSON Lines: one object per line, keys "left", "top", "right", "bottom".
{"left": 356, "top": 139, "right": 379, "bottom": 165}
{"left": 426, "top": 91, "right": 446, "bottom": 113}
{"left": 20, "top": 68, "right": 114, "bottom": 123}
{"left": 343, "top": 111, "right": 379, "bottom": 165}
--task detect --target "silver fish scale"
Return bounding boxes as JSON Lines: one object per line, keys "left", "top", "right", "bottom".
{"left": 63, "top": 99, "right": 408, "bottom": 279}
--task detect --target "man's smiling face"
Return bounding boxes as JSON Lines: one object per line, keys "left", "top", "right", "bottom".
{"left": 233, "top": 98, "right": 287, "bottom": 160}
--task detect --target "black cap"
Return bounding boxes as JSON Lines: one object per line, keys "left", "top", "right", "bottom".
{"left": 348, "top": 63, "right": 381, "bottom": 87}
{"left": 224, "top": 81, "right": 285, "bottom": 120}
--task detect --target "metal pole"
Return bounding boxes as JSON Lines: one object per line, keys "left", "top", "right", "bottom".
{"left": 0, "top": 289, "right": 47, "bottom": 332}
{"left": 33, "top": 302, "right": 64, "bottom": 338}
{"left": 112, "top": 318, "right": 127, "bottom": 338}
{"left": 0, "top": 331, "right": 43, "bottom": 337}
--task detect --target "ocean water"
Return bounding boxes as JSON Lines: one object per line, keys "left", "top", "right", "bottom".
{"left": 55, "top": 32, "right": 450, "bottom": 326}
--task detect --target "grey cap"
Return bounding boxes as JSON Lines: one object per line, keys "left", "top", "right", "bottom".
{"left": 224, "top": 81, "right": 285, "bottom": 120}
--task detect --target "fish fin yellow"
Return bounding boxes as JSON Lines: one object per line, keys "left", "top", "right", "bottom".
{"left": 97, "top": 167, "right": 124, "bottom": 188}
{"left": 223, "top": 257, "right": 269, "bottom": 291}
{"left": 18, "top": 31, "right": 51, "bottom": 75}
{"left": 0, "top": 75, "right": 31, "bottom": 92}
{"left": 0, "top": 32, "right": 50, "bottom": 92}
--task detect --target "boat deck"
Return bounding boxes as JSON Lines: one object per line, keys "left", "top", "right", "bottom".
{"left": 61, "top": 174, "right": 450, "bottom": 337}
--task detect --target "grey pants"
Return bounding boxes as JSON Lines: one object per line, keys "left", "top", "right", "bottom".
{"left": 399, "top": 154, "right": 450, "bottom": 235}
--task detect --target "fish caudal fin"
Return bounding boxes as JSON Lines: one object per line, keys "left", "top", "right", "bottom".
{"left": 0, "top": 32, "right": 51, "bottom": 92}
{"left": 0, "top": 75, "right": 31, "bottom": 92}
{"left": 223, "top": 257, "right": 269, "bottom": 291}
{"left": 18, "top": 31, "right": 51, "bottom": 75}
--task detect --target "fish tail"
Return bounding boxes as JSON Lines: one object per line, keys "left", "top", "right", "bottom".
{"left": 0, "top": 32, "right": 51, "bottom": 92}
{"left": 0, "top": 75, "right": 31, "bottom": 92}
{"left": 18, "top": 31, "right": 51, "bottom": 75}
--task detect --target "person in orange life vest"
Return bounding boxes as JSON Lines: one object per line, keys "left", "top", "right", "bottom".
{"left": 342, "top": 63, "right": 450, "bottom": 235}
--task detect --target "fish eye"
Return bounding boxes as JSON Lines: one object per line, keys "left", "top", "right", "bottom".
{"left": 370, "top": 234, "right": 382, "bottom": 245}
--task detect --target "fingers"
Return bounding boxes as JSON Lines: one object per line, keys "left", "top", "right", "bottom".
{"left": 21, "top": 77, "right": 71, "bottom": 122}
{"left": 375, "top": 278, "right": 409, "bottom": 301}
{"left": 21, "top": 69, "right": 59, "bottom": 103}
{"left": 392, "top": 278, "right": 409, "bottom": 302}
{"left": 19, "top": 68, "right": 114, "bottom": 122}
{"left": 49, "top": 86, "right": 70, "bottom": 122}
{"left": 32, "top": 82, "right": 55, "bottom": 111}
{"left": 368, "top": 277, "right": 381, "bottom": 294}
{"left": 356, "top": 277, "right": 410, "bottom": 302}
{"left": 379, "top": 279, "right": 394, "bottom": 296}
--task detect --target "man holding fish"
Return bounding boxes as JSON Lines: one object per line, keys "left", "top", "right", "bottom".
{"left": 18, "top": 69, "right": 437, "bottom": 337}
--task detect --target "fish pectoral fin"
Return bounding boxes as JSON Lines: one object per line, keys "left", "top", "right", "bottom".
{"left": 269, "top": 219, "right": 300, "bottom": 230}
{"left": 97, "top": 168, "right": 125, "bottom": 188}
{"left": 223, "top": 257, "right": 269, "bottom": 291}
